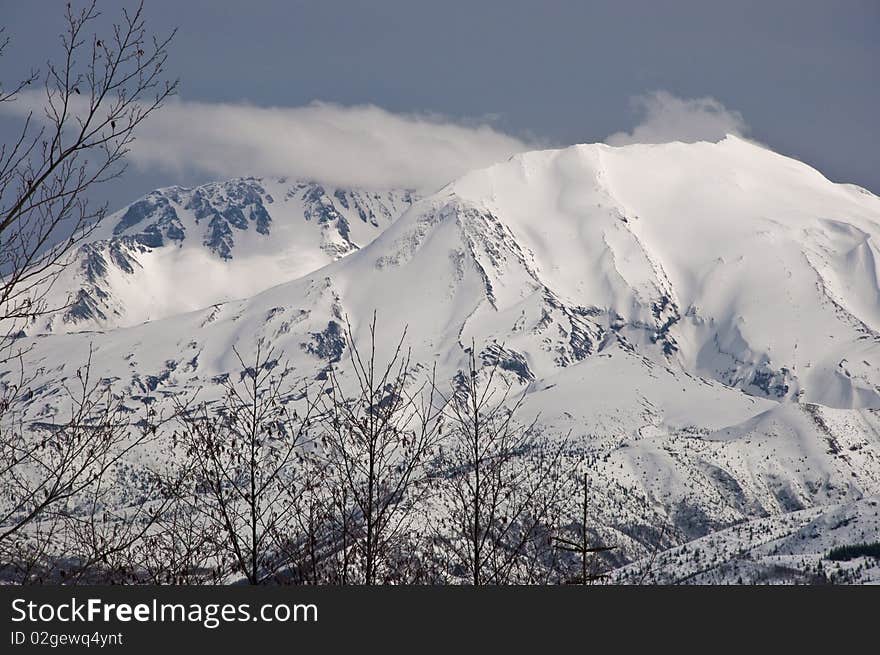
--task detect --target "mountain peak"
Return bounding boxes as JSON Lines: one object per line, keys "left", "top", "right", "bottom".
{"left": 19, "top": 137, "right": 880, "bottom": 411}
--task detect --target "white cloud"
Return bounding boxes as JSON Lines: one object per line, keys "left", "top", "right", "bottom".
{"left": 606, "top": 91, "right": 748, "bottom": 146}
{"left": 0, "top": 93, "right": 531, "bottom": 192}
{"left": 1, "top": 89, "right": 754, "bottom": 191}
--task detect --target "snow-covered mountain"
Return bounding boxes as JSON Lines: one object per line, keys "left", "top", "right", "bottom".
{"left": 7, "top": 135, "right": 880, "bottom": 583}
{"left": 35, "top": 178, "right": 416, "bottom": 332}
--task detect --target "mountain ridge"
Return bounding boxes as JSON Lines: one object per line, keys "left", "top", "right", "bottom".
{"left": 33, "top": 177, "right": 418, "bottom": 332}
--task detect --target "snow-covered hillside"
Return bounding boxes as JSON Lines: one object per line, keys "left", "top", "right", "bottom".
{"left": 33, "top": 178, "right": 416, "bottom": 332}
{"left": 6, "top": 135, "right": 880, "bottom": 583}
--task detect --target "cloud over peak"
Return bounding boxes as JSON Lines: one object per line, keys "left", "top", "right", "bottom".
{"left": 127, "top": 99, "right": 532, "bottom": 192}
{"left": 605, "top": 91, "right": 749, "bottom": 146}
{"left": 1, "top": 90, "right": 753, "bottom": 192}
{"left": 0, "top": 93, "right": 532, "bottom": 192}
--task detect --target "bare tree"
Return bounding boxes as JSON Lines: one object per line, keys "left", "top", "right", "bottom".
{"left": 0, "top": 1, "right": 176, "bottom": 581}
{"left": 317, "top": 314, "right": 444, "bottom": 585}
{"left": 0, "top": 0, "right": 176, "bottom": 363}
{"left": 120, "top": 483, "right": 231, "bottom": 585}
{"left": 430, "top": 347, "right": 569, "bottom": 585}
{"left": 101, "top": 495, "right": 218, "bottom": 585}
{"left": 173, "top": 346, "right": 320, "bottom": 585}
{"left": 552, "top": 473, "right": 615, "bottom": 584}
{"left": 0, "top": 350, "right": 158, "bottom": 583}
{"left": 291, "top": 475, "right": 358, "bottom": 585}
{"left": 58, "top": 450, "right": 187, "bottom": 584}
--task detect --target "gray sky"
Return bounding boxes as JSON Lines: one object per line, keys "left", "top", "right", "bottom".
{"left": 1, "top": 0, "right": 878, "bottom": 210}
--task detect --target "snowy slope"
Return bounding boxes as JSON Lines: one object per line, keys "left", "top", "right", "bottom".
{"left": 33, "top": 178, "right": 416, "bottom": 332}
{"left": 7, "top": 135, "right": 880, "bottom": 582}
{"left": 608, "top": 496, "right": 880, "bottom": 584}
{"left": 442, "top": 136, "right": 880, "bottom": 408}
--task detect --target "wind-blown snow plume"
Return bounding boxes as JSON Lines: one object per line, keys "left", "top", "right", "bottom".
{"left": 606, "top": 90, "right": 749, "bottom": 145}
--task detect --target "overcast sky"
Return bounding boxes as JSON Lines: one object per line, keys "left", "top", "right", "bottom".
{"left": 1, "top": 0, "right": 877, "bottom": 209}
